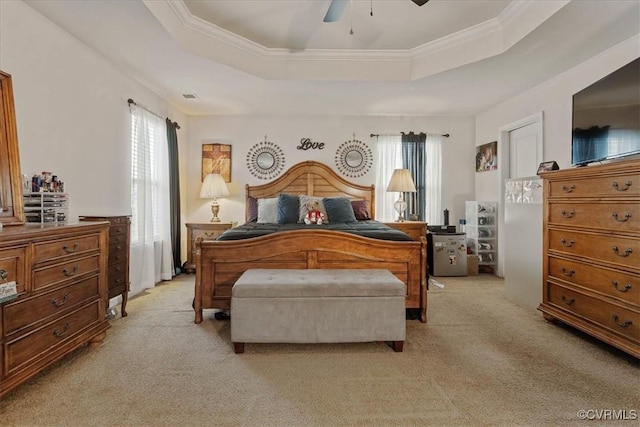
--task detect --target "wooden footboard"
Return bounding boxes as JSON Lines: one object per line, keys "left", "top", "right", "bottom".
{"left": 194, "top": 229, "right": 428, "bottom": 324}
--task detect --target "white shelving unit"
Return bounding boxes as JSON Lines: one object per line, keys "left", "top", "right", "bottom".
{"left": 465, "top": 201, "right": 498, "bottom": 274}
{"left": 23, "top": 192, "right": 69, "bottom": 224}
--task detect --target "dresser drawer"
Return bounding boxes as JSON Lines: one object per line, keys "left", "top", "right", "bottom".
{"left": 0, "top": 246, "right": 28, "bottom": 294}
{"left": 548, "top": 229, "right": 639, "bottom": 270}
{"left": 4, "top": 300, "right": 102, "bottom": 376}
{"left": 548, "top": 202, "right": 639, "bottom": 232}
{"left": 548, "top": 283, "right": 639, "bottom": 343}
{"left": 33, "top": 234, "right": 100, "bottom": 263}
{"left": 192, "top": 227, "right": 227, "bottom": 241}
{"left": 548, "top": 256, "right": 639, "bottom": 305}
{"left": 108, "top": 242, "right": 128, "bottom": 264}
{"left": 108, "top": 269, "right": 128, "bottom": 293}
{"left": 548, "top": 172, "right": 640, "bottom": 198}
{"left": 2, "top": 276, "right": 99, "bottom": 336}
{"left": 109, "top": 224, "right": 129, "bottom": 239}
{"left": 33, "top": 255, "right": 100, "bottom": 291}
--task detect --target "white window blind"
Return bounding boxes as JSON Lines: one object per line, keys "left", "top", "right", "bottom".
{"left": 129, "top": 104, "right": 174, "bottom": 295}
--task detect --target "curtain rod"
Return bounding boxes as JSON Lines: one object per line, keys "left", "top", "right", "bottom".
{"left": 127, "top": 98, "right": 180, "bottom": 129}
{"left": 370, "top": 132, "right": 449, "bottom": 138}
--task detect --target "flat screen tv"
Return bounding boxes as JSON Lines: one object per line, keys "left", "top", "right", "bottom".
{"left": 571, "top": 57, "right": 640, "bottom": 166}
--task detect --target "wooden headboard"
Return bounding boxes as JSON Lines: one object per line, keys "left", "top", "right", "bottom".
{"left": 245, "top": 161, "right": 375, "bottom": 221}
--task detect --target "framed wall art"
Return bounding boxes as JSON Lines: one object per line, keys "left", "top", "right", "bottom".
{"left": 475, "top": 141, "right": 497, "bottom": 172}
{"left": 202, "top": 143, "right": 232, "bottom": 182}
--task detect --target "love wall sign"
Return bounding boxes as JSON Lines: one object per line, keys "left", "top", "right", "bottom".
{"left": 296, "top": 138, "right": 325, "bottom": 150}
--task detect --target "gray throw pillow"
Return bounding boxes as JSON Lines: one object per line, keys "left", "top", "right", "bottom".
{"left": 257, "top": 197, "right": 278, "bottom": 223}
{"left": 324, "top": 197, "right": 357, "bottom": 223}
{"left": 277, "top": 193, "right": 300, "bottom": 224}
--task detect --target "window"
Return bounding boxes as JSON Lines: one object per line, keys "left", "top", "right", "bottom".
{"left": 129, "top": 104, "right": 174, "bottom": 294}
{"left": 375, "top": 133, "right": 442, "bottom": 224}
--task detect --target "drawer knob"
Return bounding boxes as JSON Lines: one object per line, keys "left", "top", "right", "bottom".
{"left": 611, "top": 314, "right": 632, "bottom": 328}
{"left": 611, "top": 212, "right": 632, "bottom": 223}
{"left": 62, "top": 266, "right": 79, "bottom": 277}
{"left": 612, "top": 246, "right": 633, "bottom": 257}
{"left": 204, "top": 232, "right": 216, "bottom": 238}
{"left": 560, "top": 238, "right": 575, "bottom": 248}
{"left": 51, "top": 293, "right": 70, "bottom": 307}
{"left": 561, "top": 184, "right": 576, "bottom": 193}
{"left": 561, "top": 295, "right": 575, "bottom": 305}
{"left": 0, "top": 269, "right": 8, "bottom": 281}
{"left": 612, "top": 181, "right": 632, "bottom": 192}
{"left": 560, "top": 209, "right": 575, "bottom": 219}
{"left": 561, "top": 268, "right": 575, "bottom": 277}
{"left": 52, "top": 323, "right": 71, "bottom": 338}
{"left": 611, "top": 280, "right": 632, "bottom": 293}
{"left": 62, "top": 242, "right": 80, "bottom": 253}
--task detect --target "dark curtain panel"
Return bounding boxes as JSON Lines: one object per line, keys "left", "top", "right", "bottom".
{"left": 166, "top": 118, "right": 182, "bottom": 274}
{"left": 401, "top": 132, "right": 426, "bottom": 221}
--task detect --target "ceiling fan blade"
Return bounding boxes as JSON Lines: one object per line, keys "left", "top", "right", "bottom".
{"left": 412, "top": 0, "right": 429, "bottom": 5}
{"left": 323, "top": 0, "right": 348, "bottom": 22}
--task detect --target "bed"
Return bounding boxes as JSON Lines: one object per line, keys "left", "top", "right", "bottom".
{"left": 194, "top": 161, "right": 428, "bottom": 323}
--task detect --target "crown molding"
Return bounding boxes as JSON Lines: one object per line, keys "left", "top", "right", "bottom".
{"left": 143, "top": 0, "right": 570, "bottom": 81}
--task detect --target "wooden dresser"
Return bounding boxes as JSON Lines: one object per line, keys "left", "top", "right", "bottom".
{"left": 80, "top": 216, "right": 131, "bottom": 316}
{"left": 539, "top": 159, "right": 639, "bottom": 357}
{"left": 183, "top": 222, "right": 236, "bottom": 274}
{"left": 0, "top": 221, "right": 110, "bottom": 398}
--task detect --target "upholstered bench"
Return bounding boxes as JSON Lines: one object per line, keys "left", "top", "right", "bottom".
{"left": 230, "top": 268, "right": 406, "bottom": 353}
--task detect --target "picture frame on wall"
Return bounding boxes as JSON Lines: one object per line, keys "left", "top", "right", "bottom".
{"left": 202, "top": 143, "right": 231, "bottom": 182}
{"left": 475, "top": 141, "right": 497, "bottom": 172}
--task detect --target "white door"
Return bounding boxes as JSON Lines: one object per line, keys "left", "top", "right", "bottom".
{"left": 509, "top": 121, "right": 543, "bottom": 178}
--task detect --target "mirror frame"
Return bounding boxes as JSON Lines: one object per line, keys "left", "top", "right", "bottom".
{"left": 246, "top": 139, "right": 285, "bottom": 180}
{"left": 334, "top": 137, "right": 372, "bottom": 178}
{"left": 0, "top": 70, "right": 25, "bottom": 226}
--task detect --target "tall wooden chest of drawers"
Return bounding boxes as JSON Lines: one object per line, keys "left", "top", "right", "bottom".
{"left": 0, "top": 222, "right": 110, "bottom": 398}
{"left": 539, "top": 159, "right": 639, "bottom": 357}
{"left": 80, "top": 216, "right": 131, "bottom": 316}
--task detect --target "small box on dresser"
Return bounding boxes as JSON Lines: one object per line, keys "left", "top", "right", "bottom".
{"left": 538, "top": 159, "right": 639, "bottom": 358}
{"left": 79, "top": 216, "right": 131, "bottom": 317}
{"left": 0, "top": 221, "right": 110, "bottom": 398}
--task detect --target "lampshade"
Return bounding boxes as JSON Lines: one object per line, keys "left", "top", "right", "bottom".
{"left": 386, "top": 169, "right": 417, "bottom": 193}
{"left": 200, "top": 174, "right": 229, "bottom": 199}
{"left": 200, "top": 174, "right": 229, "bottom": 222}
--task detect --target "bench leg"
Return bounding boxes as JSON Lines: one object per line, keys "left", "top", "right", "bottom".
{"left": 233, "top": 342, "right": 245, "bottom": 354}
{"left": 392, "top": 341, "right": 404, "bottom": 352}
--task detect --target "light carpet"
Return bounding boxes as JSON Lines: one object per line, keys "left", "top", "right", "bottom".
{"left": 1, "top": 274, "right": 638, "bottom": 426}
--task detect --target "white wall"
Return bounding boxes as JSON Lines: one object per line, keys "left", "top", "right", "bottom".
{"left": 475, "top": 35, "right": 639, "bottom": 306}
{"left": 0, "top": 0, "right": 188, "bottom": 260}
{"left": 185, "top": 115, "right": 475, "bottom": 226}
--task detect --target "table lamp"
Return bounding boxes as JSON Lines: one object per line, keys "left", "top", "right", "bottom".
{"left": 386, "top": 169, "right": 416, "bottom": 222}
{"left": 200, "top": 173, "right": 230, "bottom": 222}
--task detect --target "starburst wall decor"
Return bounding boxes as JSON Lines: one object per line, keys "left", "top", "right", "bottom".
{"left": 246, "top": 136, "right": 285, "bottom": 180}
{"left": 334, "top": 134, "right": 372, "bottom": 178}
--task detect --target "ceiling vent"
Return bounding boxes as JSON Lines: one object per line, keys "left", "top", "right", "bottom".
{"left": 182, "top": 93, "right": 198, "bottom": 100}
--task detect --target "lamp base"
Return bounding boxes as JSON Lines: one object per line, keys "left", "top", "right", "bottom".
{"left": 210, "top": 200, "right": 221, "bottom": 222}
{"left": 393, "top": 195, "right": 407, "bottom": 223}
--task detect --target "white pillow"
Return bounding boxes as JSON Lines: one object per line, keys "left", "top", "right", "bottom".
{"left": 257, "top": 197, "right": 278, "bottom": 223}
{"left": 298, "top": 195, "right": 328, "bottom": 223}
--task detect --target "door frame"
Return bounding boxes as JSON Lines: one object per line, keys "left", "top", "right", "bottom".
{"left": 495, "top": 111, "right": 544, "bottom": 277}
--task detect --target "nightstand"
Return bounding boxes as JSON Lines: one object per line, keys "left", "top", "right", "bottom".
{"left": 183, "top": 222, "right": 237, "bottom": 274}
{"left": 383, "top": 221, "right": 427, "bottom": 241}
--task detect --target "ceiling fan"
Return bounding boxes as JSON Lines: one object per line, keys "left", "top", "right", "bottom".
{"left": 323, "top": 0, "right": 429, "bottom": 23}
